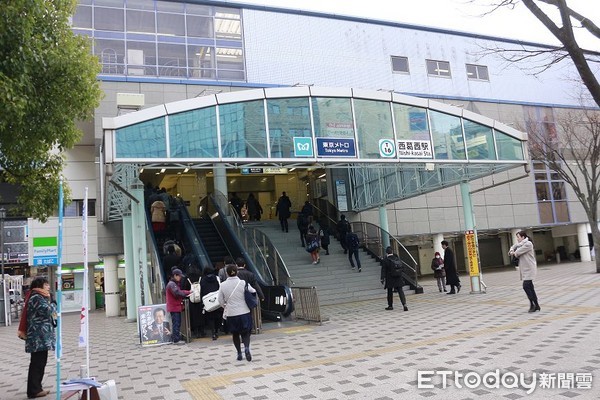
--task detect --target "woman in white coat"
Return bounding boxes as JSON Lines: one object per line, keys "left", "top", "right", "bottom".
{"left": 509, "top": 230, "right": 540, "bottom": 312}
{"left": 218, "top": 265, "right": 256, "bottom": 361}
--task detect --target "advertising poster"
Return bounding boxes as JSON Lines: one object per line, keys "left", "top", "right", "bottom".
{"left": 138, "top": 304, "right": 173, "bottom": 347}
{"left": 464, "top": 230, "right": 480, "bottom": 277}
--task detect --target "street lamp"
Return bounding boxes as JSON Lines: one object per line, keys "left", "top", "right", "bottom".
{"left": 0, "top": 207, "right": 6, "bottom": 326}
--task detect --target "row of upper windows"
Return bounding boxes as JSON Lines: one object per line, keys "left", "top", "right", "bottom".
{"left": 391, "top": 57, "right": 490, "bottom": 81}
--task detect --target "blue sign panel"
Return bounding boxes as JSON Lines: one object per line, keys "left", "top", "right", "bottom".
{"left": 316, "top": 138, "right": 356, "bottom": 157}
{"left": 293, "top": 137, "right": 314, "bottom": 157}
{"left": 34, "top": 256, "right": 58, "bottom": 266}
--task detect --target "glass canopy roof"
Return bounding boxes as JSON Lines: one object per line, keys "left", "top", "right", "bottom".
{"left": 102, "top": 87, "right": 528, "bottom": 219}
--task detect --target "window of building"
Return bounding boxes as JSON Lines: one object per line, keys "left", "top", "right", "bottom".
{"left": 426, "top": 59, "right": 451, "bottom": 77}
{"left": 390, "top": 56, "right": 409, "bottom": 74}
{"left": 466, "top": 64, "right": 489, "bottom": 81}
{"left": 64, "top": 200, "right": 96, "bottom": 217}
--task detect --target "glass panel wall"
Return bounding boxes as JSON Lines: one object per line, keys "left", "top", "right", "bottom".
{"left": 267, "top": 98, "right": 311, "bottom": 158}
{"left": 312, "top": 98, "right": 354, "bottom": 138}
{"left": 169, "top": 108, "right": 218, "bottom": 158}
{"left": 220, "top": 101, "right": 267, "bottom": 158}
{"left": 393, "top": 104, "right": 429, "bottom": 140}
{"left": 115, "top": 118, "right": 167, "bottom": 158}
{"left": 496, "top": 131, "right": 524, "bottom": 160}
{"left": 463, "top": 120, "right": 495, "bottom": 160}
{"left": 354, "top": 99, "right": 393, "bottom": 159}
{"left": 429, "top": 110, "right": 465, "bottom": 160}
{"left": 76, "top": 1, "right": 245, "bottom": 80}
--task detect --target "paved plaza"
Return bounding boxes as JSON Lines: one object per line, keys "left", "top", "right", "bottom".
{"left": 1, "top": 261, "right": 599, "bottom": 400}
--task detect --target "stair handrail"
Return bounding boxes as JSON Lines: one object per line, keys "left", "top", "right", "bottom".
{"left": 209, "top": 191, "right": 276, "bottom": 285}
{"left": 311, "top": 199, "right": 421, "bottom": 290}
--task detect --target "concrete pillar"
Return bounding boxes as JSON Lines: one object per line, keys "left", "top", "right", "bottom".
{"left": 123, "top": 212, "right": 136, "bottom": 321}
{"left": 433, "top": 233, "right": 444, "bottom": 256}
{"left": 379, "top": 206, "right": 390, "bottom": 249}
{"left": 103, "top": 255, "right": 120, "bottom": 317}
{"left": 510, "top": 228, "right": 521, "bottom": 247}
{"left": 500, "top": 234, "right": 510, "bottom": 266}
{"left": 214, "top": 164, "right": 228, "bottom": 198}
{"left": 460, "top": 182, "right": 483, "bottom": 294}
{"left": 577, "top": 223, "right": 591, "bottom": 262}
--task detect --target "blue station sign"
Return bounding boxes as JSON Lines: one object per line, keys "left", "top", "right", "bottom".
{"left": 316, "top": 138, "right": 356, "bottom": 157}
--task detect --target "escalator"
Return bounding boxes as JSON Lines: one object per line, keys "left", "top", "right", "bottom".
{"left": 194, "top": 193, "right": 294, "bottom": 320}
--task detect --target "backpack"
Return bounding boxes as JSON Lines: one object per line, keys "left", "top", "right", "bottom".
{"left": 388, "top": 256, "right": 403, "bottom": 278}
{"left": 347, "top": 233, "right": 360, "bottom": 249}
{"left": 187, "top": 278, "right": 201, "bottom": 303}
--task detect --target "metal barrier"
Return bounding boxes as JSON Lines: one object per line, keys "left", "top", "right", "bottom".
{"left": 291, "top": 287, "right": 323, "bottom": 325}
{"left": 251, "top": 305, "right": 262, "bottom": 334}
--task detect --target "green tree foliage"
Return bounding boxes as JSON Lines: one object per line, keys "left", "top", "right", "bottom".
{"left": 0, "top": 0, "right": 102, "bottom": 221}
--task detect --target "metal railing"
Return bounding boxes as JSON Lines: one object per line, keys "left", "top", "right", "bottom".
{"left": 311, "top": 200, "right": 421, "bottom": 292}
{"left": 291, "top": 286, "right": 323, "bottom": 325}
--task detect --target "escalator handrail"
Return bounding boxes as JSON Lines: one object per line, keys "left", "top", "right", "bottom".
{"left": 176, "top": 200, "right": 213, "bottom": 271}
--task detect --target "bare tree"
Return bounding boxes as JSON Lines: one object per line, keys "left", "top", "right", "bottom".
{"left": 525, "top": 109, "right": 600, "bottom": 272}
{"left": 478, "top": 1, "right": 600, "bottom": 271}
{"left": 478, "top": 0, "right": 600, "bottom": 107}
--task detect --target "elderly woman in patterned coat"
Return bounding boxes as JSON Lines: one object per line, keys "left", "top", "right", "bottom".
{"left": 19, "top": 277, "right": 56, "bottom": 398}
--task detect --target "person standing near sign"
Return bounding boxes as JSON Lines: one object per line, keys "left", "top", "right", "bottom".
{"left": 431, "top": 252, "right": 446, "bottom": 292}
{"left": 19, "top": 277, "right": 56, "bottom": 399}
{"left": 441, "top": 240, "right": 461, "bottom": 294}
{"left": 380, "top": 247, "right": 408, "bottom": 311}
{"left": 166, "top": 269, "right": 190, "bottom": 344}
{"left": 509, "top": 230, "right": 540, "bottom": 313}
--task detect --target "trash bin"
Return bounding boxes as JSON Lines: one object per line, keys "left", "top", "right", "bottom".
{"left": 95, "top": 291, "right": 105, "bottom": 309}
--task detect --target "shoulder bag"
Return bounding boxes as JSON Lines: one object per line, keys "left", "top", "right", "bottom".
{"left": 244, "top": 282, "right": 258, "bottom": 309}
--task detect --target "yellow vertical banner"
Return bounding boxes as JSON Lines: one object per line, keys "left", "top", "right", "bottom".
{"left": 464, "top": 230, "right": 480, "bottom": 276}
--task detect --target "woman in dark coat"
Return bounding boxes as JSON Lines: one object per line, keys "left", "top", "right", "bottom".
{"left": 20, "top": 277, "right": 56, "bottom": 399}
{"left": 442, "top": 240, "right": 461, "bottom": 294}
{"left": 200, "top": 266, "right": 223, "bottom": 340}
{"left": 431, "top": 251, "right": 446, "bottom": 292}
{"left": 185, "top": 264, "right": 204, "bottom": 338}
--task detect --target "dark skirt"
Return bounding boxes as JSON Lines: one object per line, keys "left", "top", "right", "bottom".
{"left": 226, "top": 312, "right": 253, "bottom": 334}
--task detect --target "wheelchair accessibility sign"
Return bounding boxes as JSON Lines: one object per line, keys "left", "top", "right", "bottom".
{"left": 293, "top": 137, "right": 314, "bottom": 157}
{"left": 379, "top": 139, "right": 396, "bottom": 158}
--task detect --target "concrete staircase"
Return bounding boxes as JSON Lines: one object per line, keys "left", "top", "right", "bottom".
{"left": 252, "top": 220, "right": 413, "bottom": 306}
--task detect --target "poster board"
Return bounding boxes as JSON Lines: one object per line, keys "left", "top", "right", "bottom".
{"left": 138, "top": 304, "right": 172, "bottom": 346}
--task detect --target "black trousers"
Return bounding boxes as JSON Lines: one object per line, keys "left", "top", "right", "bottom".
{"left": 27, "top": 350, "right": 48, "bottom": 397}
{"left": 523, "top": 280, "right": 539, "bottom": 306}
{"left": 387, "top": 286, "right": 406, "bottom": 307}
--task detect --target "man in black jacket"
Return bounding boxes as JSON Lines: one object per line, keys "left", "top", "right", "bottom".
{"left": 380, "top": 246, "right": 408, "bottom": 311}
{"left": 236, "top": 257, "right": 265, "bottom": 301}
{"left": 442, "top": 240, "right": 461, "bottom": 294}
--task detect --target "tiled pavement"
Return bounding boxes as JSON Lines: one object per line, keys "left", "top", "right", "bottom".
{"left": 1, "top": 261, "right": 599, "bottom": 399}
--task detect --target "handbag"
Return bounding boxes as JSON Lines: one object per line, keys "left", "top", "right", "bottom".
{"left": 188, "top": 278, "right": 201, "bottom": 303}
{"left": 202, "top": 290, "right": 222, "bottom": 312}
{"left": 244, "top": 282, "right": 258, "bottom": 309}
{"left": 511, "top": 255, "right": 520, "bottom": 267}
{"left": 305, "top": 240, "right": 319, "bottom": 253}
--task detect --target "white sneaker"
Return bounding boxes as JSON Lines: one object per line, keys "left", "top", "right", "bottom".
{"left": 312, "top": 261, "right": 317, "bottom": 264}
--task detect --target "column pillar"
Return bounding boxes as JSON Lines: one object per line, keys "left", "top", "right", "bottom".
{"left": 577, "top": 223, "right": 591, "bottom": 262}
{"left": 123, "top": 212, "right": 136, "bottom": 321}
{"left": 460, "top": 182, "right": 483, "bottom": 294}
{"left": 433, "top": 233, "right": 444, "bottom": 256}
{"left": 214, "top": 165, "right": 228, "bottom": 198}
{"left": 500, "top": 234, "right": 510, "bottom": 266}
{"left": 510, "top": 228, "right": 521, "bottom": 247}
{"left": 379, "top": 206, "right": 390, "bottom": 249}
{"left": 103, "top": 255, "right": 120, "bottom": 317}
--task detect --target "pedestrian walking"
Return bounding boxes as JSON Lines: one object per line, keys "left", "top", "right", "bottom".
{"left": 199, "top": 266, "right": 223, "bottom": 340}
{"left": 318, "top": 222, "right": 330, "bottom": 255}
{"left": 218, "top": 265, "right": 257, "bottom": 362}
{"left": 441, "top": 240, "right": 461, "bottom": 294}
{"left": 297, "top": 211, "right": 310, "bottom": 247}
{"left": 305, "top": 225, "right": 321, "bottom": 264}
{"left": 509, "top": 230, "right": 540, "bottom": 313}
{"left": 275, "top": 191, "right": 292, "bottom": 232}
{"left": 337, "top": 214, "right": 351, "bottom": 253}
{"left": 431, "top": 252, "right": 446, "bottom": 292}
{"left": 346, "top": 227, "right": 361, "bottom": 272}
{"left": 380, "top": 246, "right": 408, "bottom": 311}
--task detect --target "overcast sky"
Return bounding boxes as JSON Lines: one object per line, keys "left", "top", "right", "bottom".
{"left": 232, "top": 0, "right": 598, "bottom": 49}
